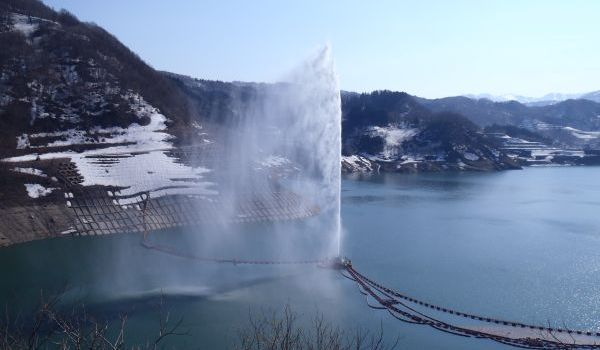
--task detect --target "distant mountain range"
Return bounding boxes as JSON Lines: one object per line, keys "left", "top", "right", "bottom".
{"left": 341, "top": 88, "right": 600, "bottom": 172}
{"left": 415, "top": 95, "right": 600, "bottom": 149}
{"left": 340, "top": 91, "right": 520, "bottom": 172}
{"left": 464, "top": 91, "right": 600, "bottom": 106}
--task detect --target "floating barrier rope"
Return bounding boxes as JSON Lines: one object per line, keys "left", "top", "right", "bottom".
{"left": 139, "top": 192, "right": 329, "bottom": 265}
{"left": 345, "top": 262, "right": 600, "bottom": 349}
{"left": 139, "top": 194, "right": 600, "bottom": 349}
{"left": 140, "top": 197, "right": 328, "bottom": 265}
{"left": 141, "top": 239, "right": 327, "bottom": 265}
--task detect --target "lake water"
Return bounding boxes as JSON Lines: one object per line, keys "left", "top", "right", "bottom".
{"left": 2, "top": 166, "right": 600, "bottom": 349}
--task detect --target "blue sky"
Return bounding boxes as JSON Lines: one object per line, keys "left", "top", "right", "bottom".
{"left": 44, "top": 0, "right": 600, "bottom": 98}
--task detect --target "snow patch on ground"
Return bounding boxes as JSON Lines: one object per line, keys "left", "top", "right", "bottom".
{"left": 4, "top": 93, "right": 216, "bottom": 201}
{"left": 368, "top": 124, "right": 417, "bottom": 160}
{"left": 530, "top": 149, "right": 554, "bottom": 157}
{"left": 24, "top": 184, "right": 55, "bottom": 198}
{"left": 18, "top": 91, "right": 171, "bottom": 148}
{"left": 399, "top": 156, "right": 421, "bottom": 164}
{"left": 530, "top": 149, "right": 585, "bottom": 158}
{"left": 11, "top": 14, "right": 38, "bottom": 36}
{"left": 11, "top": 167, "right": 47, "bottom": 178}
{"left": 16, "top": 134, "right": 30, "bottom": 149}
{"left": 17, "top": 92, "right": 171, "bottom": 150}
{"left": 463, "top": 152, "right": 480, "bottom": 161}
{"left": 563, "top": 127, "right": 600, "bottom": 140}
{"left": 341, "top": 155, "right": 376, "bottom": 173}
{"left": 76, "top": 151, "right": 217, "bottom": 198}
{"left": 5, "top": 149, "right": 218, "bottom": 201}
{"left": 18, "top": 114, "right": 170, "bottom": 149}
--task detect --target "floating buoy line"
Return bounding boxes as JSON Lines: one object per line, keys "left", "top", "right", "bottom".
{"left": 141, "top": 231, "right": 600, "bottom": 349}
{"left": 139, "top": 197, "right": 600, "bottom": 349}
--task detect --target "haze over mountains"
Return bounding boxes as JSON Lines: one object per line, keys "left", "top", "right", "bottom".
{"left": 464, "top": 91, "right": 600, "bottom": 106}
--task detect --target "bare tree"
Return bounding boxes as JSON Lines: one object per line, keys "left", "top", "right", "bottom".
{"left": 236, "top": 305, "right": 400, "bottom": 350}
{"left": 148, "top": 293, "right": 189, "bottom": 350}
{"left": 2, "top": 294, "right": 399, "bottom": 349}
{"left": 0, "top": 291, "right": 188, "bottom": 350}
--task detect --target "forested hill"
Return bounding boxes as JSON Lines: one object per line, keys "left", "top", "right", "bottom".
{"left": 340, "top": 90, "right": 519, "bottom": 172}
{"left": 1, "top": 0, "right": 599, "bottom": 174}
{"left": 416, "top": 95, "right": 600, "bottom": 149}
{"left": 0, "top": 0, "right": 200, "bottom": 157}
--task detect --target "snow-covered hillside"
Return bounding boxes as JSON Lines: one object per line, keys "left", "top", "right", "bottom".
{"left": 341, "top": 91, "right": 521, "bottom": 172}
{"left": 2, "top": 91, "right": 218, "bottom": 203}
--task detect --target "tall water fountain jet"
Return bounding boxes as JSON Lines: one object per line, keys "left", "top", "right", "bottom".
{"left": 214, "top": 45, "right": 342, "bottom": 260}
{"left": 275, "top": 45, "right": 342, "bottom": 256}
